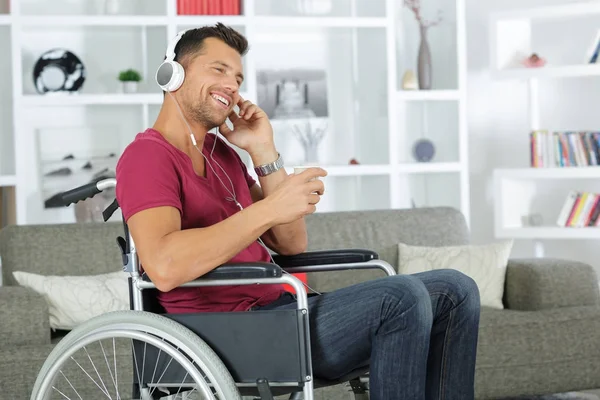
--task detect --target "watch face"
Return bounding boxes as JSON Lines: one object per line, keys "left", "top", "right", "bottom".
{"left": 33, "top": 48, "right": 86, "bottom": 94}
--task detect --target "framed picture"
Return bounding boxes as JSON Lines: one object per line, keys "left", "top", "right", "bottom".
{"left": 257, "top": 68, "right": 329, "bottom": 120}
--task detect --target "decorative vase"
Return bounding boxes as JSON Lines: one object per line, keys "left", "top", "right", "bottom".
{"left": 401, "top": 70, "right": 418, "bottom": 90}
{"left": 417, "top": 26, "right": 432, "bottom": 90}
{"left": 121, "top": 81, "right": 138, "bottom": 93}
{"left": 303, "top": 141, "right": 320, "bottom": 163}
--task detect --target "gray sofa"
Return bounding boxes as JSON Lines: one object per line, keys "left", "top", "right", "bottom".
{"left": 1, "top": 206, "right": 600, "bottom": 399}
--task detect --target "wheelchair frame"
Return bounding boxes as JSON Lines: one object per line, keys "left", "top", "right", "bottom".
{"left": 50, "top": 178, "right": 397, "bottom": 400}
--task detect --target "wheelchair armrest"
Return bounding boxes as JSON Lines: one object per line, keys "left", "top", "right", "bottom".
{"left": 142, "top": 262, "right": 282, "bottom": 282}
{"left": 273, "top": 249, "right": 396, "bottom": 277}
{"left": 272, "top": 249, "right": 378, "bottom": 268}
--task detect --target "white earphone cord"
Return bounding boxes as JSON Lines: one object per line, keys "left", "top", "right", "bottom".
{"left": 166, "top": 91, "right": 322, "bottom": 296}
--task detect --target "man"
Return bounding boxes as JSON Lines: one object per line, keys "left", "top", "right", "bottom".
{"left": 116, "top": 23, "right": 481, "bottom": 400}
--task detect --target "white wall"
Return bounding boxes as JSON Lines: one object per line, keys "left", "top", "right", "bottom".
{"left": 466, "top": 0, "right": 600, "bottom": 272}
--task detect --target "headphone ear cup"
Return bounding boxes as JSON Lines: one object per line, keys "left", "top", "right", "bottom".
{"left": 168, "top": 61, "right": 185, "bottom": 92}
{"left": 155, "top": 60, "right": 185, "bottom": 92}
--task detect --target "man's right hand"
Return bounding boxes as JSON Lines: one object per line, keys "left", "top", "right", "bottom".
{"left": 264, "top": 167, "right": 328, "bottom": 225}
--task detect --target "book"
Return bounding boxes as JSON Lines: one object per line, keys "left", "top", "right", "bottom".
{"left": 530, "top": 130, "right": 600, "bottom": 168}
{"left": 557, "top": 191, "right": 600, "bottom": 227}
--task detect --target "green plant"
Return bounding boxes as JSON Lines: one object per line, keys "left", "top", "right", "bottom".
{"left": 118, "top": 69, "right": 142, "bottom": 82}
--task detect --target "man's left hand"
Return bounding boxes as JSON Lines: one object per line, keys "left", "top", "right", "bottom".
{"left": 218, "top": 96, "right": 275, "bottom": 156}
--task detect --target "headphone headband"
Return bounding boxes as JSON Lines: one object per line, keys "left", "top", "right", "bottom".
{"left": 165, "top": 29, "right": 190, "bottom": 61}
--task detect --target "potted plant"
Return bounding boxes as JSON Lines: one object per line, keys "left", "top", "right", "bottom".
{"left": 118, "top": 69, "right": 142, "bottom": 93}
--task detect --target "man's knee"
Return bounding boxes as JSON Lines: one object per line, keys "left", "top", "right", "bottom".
{"left": 435, "top": 269, "right": 481, "bottom": 310}
{"left": 375, "top": 275, "right": 433, "bottom": 329}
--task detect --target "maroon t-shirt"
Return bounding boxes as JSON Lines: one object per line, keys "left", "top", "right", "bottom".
{"left": 115, "top": 128, "right": 285, "bottom": 313}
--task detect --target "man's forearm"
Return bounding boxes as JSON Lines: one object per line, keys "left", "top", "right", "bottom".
{"left": 251, "top": 146, "right": 308, "bottom": 255}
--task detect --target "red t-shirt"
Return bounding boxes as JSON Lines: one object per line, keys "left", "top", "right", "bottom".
{"left": 115, "top": 128, "right": 285, "bottom": 313}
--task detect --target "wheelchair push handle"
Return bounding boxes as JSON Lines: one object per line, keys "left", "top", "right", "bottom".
{"left": 58, "top": 178, "right": 117, "bottom": 207}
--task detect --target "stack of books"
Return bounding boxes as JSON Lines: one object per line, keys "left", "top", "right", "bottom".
{"left": 556, "top": 191, "right": 600, "bottom": 227}
{"left": 530, "top": 130, "right": 600, "bottom": 168}
{"left": 177, "top": 0, "right": 241, "bottom": 15}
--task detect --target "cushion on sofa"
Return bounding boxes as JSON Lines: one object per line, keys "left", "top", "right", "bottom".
{"left": 397, "top": 240, "right": 513, "bottom": 309}
{"left": 12, "top": 270, "right": 129, "bottom": 330}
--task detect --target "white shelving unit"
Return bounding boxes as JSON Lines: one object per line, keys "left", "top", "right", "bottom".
{"left": 2, "top": 0, "right": 470, "bottom": 226}
{"left": 0, "top": 3, "right": 13, "bottom": 220}
{"left": 490, "top": 1, "right": 600, "bottom": 257}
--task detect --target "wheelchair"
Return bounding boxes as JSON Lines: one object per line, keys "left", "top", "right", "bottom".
{"left": 30, "top": 178, "right": 397, "bottom": 400}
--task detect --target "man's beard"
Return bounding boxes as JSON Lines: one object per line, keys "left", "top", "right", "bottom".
{"left": 187, "top": 98, "right": 228, "bottom": 129}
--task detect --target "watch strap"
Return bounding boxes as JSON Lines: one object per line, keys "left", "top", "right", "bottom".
{"left": 254, "top": 153, "right": 284, "bottom": 177}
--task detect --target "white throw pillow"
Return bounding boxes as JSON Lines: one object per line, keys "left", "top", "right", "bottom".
{"left": 12, "top": 270, "right": 129, "bottom": 330}
{"left": 397, "top": 240, "right": 514, "bottom": 309}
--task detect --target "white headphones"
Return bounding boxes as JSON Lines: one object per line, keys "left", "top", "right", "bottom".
{"left": 155, "top": 29, "right": 190, "bottom": 92}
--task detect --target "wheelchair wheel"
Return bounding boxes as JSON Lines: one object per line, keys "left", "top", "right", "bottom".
{"left": 30, "top": 310, "right": 241, "bottom": 400}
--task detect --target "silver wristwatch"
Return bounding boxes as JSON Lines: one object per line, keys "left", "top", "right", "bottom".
{"left": 254, "top": 153, "right": 284, "bottom": 177}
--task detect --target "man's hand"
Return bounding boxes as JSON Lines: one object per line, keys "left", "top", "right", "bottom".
{"left": 263, "top": 167, "right": 327, "bottom": 226}
{"left": 218, "top": 96, "right": 275, "bottom": 158}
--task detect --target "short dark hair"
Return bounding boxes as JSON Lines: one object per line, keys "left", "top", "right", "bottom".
{"left": 173, "top": 23, "right": 249, "bottom": 67}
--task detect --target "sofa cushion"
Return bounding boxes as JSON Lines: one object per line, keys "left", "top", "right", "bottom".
{"left": 476, "top": 306, "right": 600, "bottom": 399}
{"left": 397, "top": 240, "right": 513, "bottom": 309}
{"left": 0, "top": 286, "right": 50, "bottom": 346}
{"left": 12, "top": 270, "right": 129, "bottom": 330}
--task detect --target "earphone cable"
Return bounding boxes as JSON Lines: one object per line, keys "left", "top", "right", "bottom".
{"left": 168, "top": 91, "right": 241, "bottom": 209}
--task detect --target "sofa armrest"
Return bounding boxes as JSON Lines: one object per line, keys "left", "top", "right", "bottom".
{"left": 0, "top": 286, "right": 50, "bottom": 346}
{"left": 505, "top": 258, "right": 600, "bottom": 311}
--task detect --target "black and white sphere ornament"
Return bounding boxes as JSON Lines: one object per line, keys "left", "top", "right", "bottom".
{"left": 33, "top": 48, "right": 86, "bottom": 94}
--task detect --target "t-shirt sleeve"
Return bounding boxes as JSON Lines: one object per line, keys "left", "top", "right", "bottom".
{"left": 116, "top": 139, "right": 182, "bottom": 222}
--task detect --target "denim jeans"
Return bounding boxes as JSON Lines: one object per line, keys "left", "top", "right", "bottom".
{"left": 254, "top": 269, "right": 481, "bottom": 400}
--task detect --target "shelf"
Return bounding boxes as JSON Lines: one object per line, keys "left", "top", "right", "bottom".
{"left": 21, "top": 93, "right": 164, "bottom": 106}
{"left": 286, "top": 164, "right": 391, "bottom": 177}
{"left": 0, "top": 175, "right": 16, "bottom": 187}
{"left": 174, "top": 15, "right": 247, "bottom": 26}
{"left": 17, "top": 15, "right": 391, "bottom": 29}
{"left": 4, "top": 0, "right": 471, "bottom": 225}
{"left": 20, "top": 15, "right": 169, "bottom": 27}
{"left": 396, "top": 90, "right": 462, "bottom": 101}
{"left": 283, "top": 163, "right": 462, "bottom": 177}
{"left": 252, "top": 16, "right": 388, "bottom": 28}
{"left": 493, "top": 64, "right": 600, "bottom": 80}
{"left": 495, "top": 167, "right": 600, "bottom": 180}
{"left": 0, "top": 15, "right": 10, "bottom": 25}
{"left": 496, "top": 227, "right": 600, "bottom": 240}
{"left": 397, "top": 162, "right": 463, "bottom": 174}
{"left": 491, "top": 1, "right": 600, "bottom": 21}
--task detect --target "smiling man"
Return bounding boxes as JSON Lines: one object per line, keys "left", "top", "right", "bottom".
{"left": 115, "top": 24, "right": 481, "bottom": 400}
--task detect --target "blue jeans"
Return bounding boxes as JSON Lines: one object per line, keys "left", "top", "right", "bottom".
{"left": 255, "top": 269, "right": 481, "bottom": 400}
